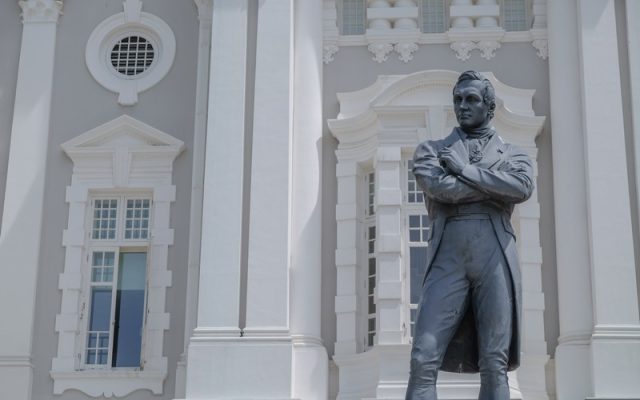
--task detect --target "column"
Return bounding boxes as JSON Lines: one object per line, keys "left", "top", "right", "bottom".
{"left": 0, "top": 1, "right": 61, "bottom": 399}
{"left": 577, "top": 1, "right": 640, "bottom": 397}
{"left": 547, "top": 1, "right": 594, "bottom": 399}
{"left": 184, "top": 1, "right": 248, "bottom": 398}
{"left": 290, "top": 0, "right": 329, "bottom": 399}
{"left": 243, "top": 0, "right": 294, "bottom": 398}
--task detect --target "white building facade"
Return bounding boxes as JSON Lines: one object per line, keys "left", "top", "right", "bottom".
{"left": 0, "top": 1, "right": 640, "bottom": 399}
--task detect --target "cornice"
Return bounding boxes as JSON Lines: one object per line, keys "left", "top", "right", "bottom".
{"left": 19, "top": 0, "right": 62, "bottom": 23}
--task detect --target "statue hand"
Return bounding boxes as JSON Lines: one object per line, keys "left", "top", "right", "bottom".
{"left": 439, "top": 147, "right": 467, "bottom": 175}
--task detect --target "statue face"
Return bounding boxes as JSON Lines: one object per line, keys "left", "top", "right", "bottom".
{"left": 453, "top": 80, "right": 491, "bottom": 131}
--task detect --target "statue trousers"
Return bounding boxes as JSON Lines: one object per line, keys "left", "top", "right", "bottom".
{"left": 406, "top": 214, "right": 513, "bottom": 400}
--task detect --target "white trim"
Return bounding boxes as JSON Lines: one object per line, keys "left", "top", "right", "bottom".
{"left": 51, "top": 115, "right": 184, "bottom": 397}
{"left": 85, "top": 0, "right": 176, "bottom": 106}
{"left": 328, "top": 69, "right": 548, "bottom": 399}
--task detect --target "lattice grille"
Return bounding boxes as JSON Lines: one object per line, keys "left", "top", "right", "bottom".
{"left": 110, "top": 35, "right": 155, "bottom": 76}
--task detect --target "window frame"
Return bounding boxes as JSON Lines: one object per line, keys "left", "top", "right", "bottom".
{"left": 80, "top": 194, "right": 152, "bottom": 370}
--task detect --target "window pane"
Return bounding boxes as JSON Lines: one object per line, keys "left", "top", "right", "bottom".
{"left": 420, "top": 0, "right": 446, "bottom": 33}
{"left": 503, "top": 0, "right": 528, "bottom": 31}
{"left": 410, "top": 247, "right": 428, "bottom": 304}
{"left": 341, "top": 0, "right": 366, "bottom": 35}
{"left": 92, "top": 199, "right": 118, "bottom": 240}
{"left": 89, "top": 287, "right": 112, "bottom": 331}
{"left": 112, "top": 252, "right": 146, "bottom": 368}
{"left": 124, "top": 198, "right": 151, "bottom": 240}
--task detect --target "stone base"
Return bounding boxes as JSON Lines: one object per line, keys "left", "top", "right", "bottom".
{"left": 0, "top": 359, "right": 33, "bottom": 400}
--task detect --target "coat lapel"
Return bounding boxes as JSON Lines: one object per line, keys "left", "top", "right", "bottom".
{"left": 443, "top": 128, "right": 469, "bottom": 161}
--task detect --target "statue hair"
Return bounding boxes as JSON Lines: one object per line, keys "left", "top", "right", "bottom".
{"left": 453, "top": 70, "right": 496, "bottom": 119}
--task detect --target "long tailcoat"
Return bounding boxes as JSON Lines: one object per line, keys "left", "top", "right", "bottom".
{"left": 412, "top": 128, "right": 534, "bottom": 373}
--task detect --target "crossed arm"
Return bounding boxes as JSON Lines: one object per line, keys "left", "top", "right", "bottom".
{"left": 412, "top": 141, "right": 534, "bottom": 205}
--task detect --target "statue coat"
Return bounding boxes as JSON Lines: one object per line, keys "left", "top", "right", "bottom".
{"left": 412, "top": 128, "right": 534, "bottom": 373}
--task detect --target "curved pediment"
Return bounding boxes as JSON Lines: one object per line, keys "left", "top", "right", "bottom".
{"left": 328, "top": 70, "right": 545, "bottom": 153}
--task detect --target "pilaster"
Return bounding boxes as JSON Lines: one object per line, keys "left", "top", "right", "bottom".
{"left": 577, "top": 1, "right": 640, "bottom": 397}
{"left": 0, "top": 1, "right": 61, "bottom": 399}
{"left": 290, "top": 0, "right": 329, "bottom": 398}
{"left": 547, "top": 0, "right": 594, "bottom": 398}
{"left": 184, "top": 0, "right": 247, "bottom": 397}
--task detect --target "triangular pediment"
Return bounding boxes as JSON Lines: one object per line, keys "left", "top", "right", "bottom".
{"left": 61, "top": 115, "right": 184, "bottom": 153}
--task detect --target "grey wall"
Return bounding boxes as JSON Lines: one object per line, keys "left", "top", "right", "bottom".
{"left": 321, "top": 43, "right": 560, "bottom": 358}
{"left": 0, "top": 1, "right": 22, "bottom": 227}
{"left": 30, "top": 1, "right": 199, "bottom": 399}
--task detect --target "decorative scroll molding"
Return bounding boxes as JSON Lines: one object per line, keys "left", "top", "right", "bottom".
{"left": 324, "top": 43, "right": 339, "bottom": 64}
{"left": 394, "top": 41, "right": 418, "bottom": 63}
{"left": 368, "top": 42, "right": 394, "bottom": 63}
{"left": 450, "top": 40, "right": 476, "bottom": 61}
{"left": 19, "top": 0, "right": 62, "bottom": 23}
{"left": 532, "top": 39, "right": 548, "bottom": 60}
{"left": 477, "top": 40, "right": 501, "bottom": 60}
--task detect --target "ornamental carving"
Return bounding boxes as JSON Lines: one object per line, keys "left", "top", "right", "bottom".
{"left": 395, "top": 42, "right": 419, "bottom": 63}
{"left": 324, "top": 43, "right": 339, "bottom": 64}
{"left": 477, "top": 40, "right": 501, "bottom": 60}
{"left": 450, "top": 41, "right": 476, "bottom": 62}
{"left": 19, "top": 0, "right": 62, "bottom": 23}
{"left": 368, "top": 42, "right": 394, "bottom": 63}
{"left": 532, "top": 39, "right": 549, "bottom": 60}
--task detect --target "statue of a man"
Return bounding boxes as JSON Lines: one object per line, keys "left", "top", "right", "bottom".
{"left": 405, "top": 71, "right": 533, "bottom": 400}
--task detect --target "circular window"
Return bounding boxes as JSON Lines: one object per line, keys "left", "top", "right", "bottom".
{"left": 86, "top": 8, "right": 175, "bottom": 106}
{"left": 110, "top": 35, "right": 155, "bottom": 76}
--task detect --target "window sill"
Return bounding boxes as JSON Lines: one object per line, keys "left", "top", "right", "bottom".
{"left": 50, "top": 369, "right": 166, "bottom": 397}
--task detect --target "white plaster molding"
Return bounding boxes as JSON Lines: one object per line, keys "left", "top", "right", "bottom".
{"left": 85, "top": 0, "right": 176, "bottom": 106}
{"left": 532, "top": 38, "right": 548, "bottom": 60}
{"left": 394, "top": 41, "right": 418, "bottom": 62}
{"left": 368, "top": 42, "right": 394, "bottom": 63}
{"left": 19, "top": 0, "right": 62, "bottom": 23}
{"left": 324, "top": 42, "right": 339, "bottom": 64}
{"left": 450, "top": 40, "right": 476, "bottom": 61}
{"left": 477, "top": 39, "right": 501, "bottom": 60}
{"left": 52, "top": 115, "right": 184, "bottom": 397}
{"left": 325, "top": 2, "right": 548, "bottom": 62}
{"left": 328, "top": 69, "right": 548, "bottom": 399}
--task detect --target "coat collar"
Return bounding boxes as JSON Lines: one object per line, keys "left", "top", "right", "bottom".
{"left": 443, "top": 127, "right": 505, "bottom": 170}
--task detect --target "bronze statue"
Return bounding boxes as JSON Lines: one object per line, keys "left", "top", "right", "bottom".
{"left": 405, "top": 71, "right": 533, "bottom": 400}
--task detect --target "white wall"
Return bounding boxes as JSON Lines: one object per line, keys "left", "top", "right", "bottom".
{"left": 29, "top": 1, "right": 199, "bottom": 399}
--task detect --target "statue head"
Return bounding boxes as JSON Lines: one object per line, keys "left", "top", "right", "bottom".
{"left": 452, "top": 71, "right": 496, "bottom": 132}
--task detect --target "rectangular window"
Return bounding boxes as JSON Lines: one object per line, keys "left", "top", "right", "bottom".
{"left": 125, "top": 199, "right": 150, "bottom": 240}
{"left": 366, "top": 225, "right": 376, "bottom": 347}
{"left": 420, "top": 0, "right": 447, "bottom": 33}
{"left": 367, "top": 172, "right": 375, "bottom": 216}
{"left": 340, "top": 0, "right": 366, "bottom": 35}
{"left": 502, "top": 0, "right": 529, "bottom": 32}
{"left": 84, "top": 194, "right": 151, "bottom": 369}
{"left": 407, "top": 161, "right": 424, "bottom": 204}
{"left": 85, "top": 250, "right": 147, "bottom": 368}
{"left": 407, "top": 213, "right": 430, "bottom": 337}
{"left": 92, "top": 199, "right": 118, "bottom": 240}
